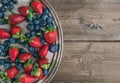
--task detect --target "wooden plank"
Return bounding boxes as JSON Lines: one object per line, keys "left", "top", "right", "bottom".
{"left": 51, "top": 42, "right": 120, "bottom": 83}
{"left": 49, "top": 0, "right": 120, "bottom": 41}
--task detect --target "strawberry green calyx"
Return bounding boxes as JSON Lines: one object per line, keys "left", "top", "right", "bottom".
{"left": 0, "top": 72, "right": 11, "bottom": 83}
{"left": 44, "top": 27, "right": 56, "bottom": 33}
{"left": 24, "top": 59, "right": 34, "bottom": 68}
{"left": 42, "top": 63, "right": 50, "bottom": 70}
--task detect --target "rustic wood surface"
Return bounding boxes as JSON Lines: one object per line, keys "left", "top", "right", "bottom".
{"left": 48, "top": 0, "right": 120, "bottom": 83}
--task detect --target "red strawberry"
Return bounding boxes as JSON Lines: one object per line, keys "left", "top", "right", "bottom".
{"left": 18, "top": 6, "right": 30, "bottom": 16}
{"left": 31, "top": 1, "right": 43, "bottom": 15}
{"left": 44, "top": 28, "right": 57, "bottom": 44}
{"left": 38, "top": 58, "right": 48, "bottom": 68}
{"left": 9, "top": 14, "right": 25, "bottom": 25}
{"left": 19, "top": 53, "right": 32, "bottom": 63}
{"left": 31, "top": 64, "right": 43, "bottom": 79}
{"left": 6, "top": 66, "right": 18, "bottom": 79}
{"left": 24, "top": 59, "right": 34, "bottom": 72}
{"left": 39, "top": 45, "right": 49, "bottom": 58}
{"left": 11, "top": 26, "right": 21, "bottom": 35}
{"left": 9, "top": 47, "right": 19, "bottom": 62}
{"left": 0, "top": 29, "right": 11, "bottom": 39}
{"left": 20, "top": 74, "right": 36, "bottom": 83}
{"left": 29, "top": 37, "right": 42, "bottom": 48}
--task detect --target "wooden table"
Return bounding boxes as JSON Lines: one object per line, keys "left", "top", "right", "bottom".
{"left": 49, "top": 0, "right": 120, "bottom": 83}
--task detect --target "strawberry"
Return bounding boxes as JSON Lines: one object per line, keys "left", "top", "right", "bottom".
{"left": 6, "top": 66, "right": 18, "bottom": 79}
{"left": 9, "top": 47, "right": 19, "bottom": 62}
{"left": 18, "top": 6, "right": 30, "bottom": 16}
{"left": 8, "top": 14, "right": 25, "bottom": 25}
{"left": 39, "top": 45, "right": 49, "bottom": 58}
{"left": 24, "top": 59, "right": 34, "bottom": 72}
{"left": 19, "top": 74, "right": 36, "bottom": 83}
{"left": 29, "top": 37, "right": 42, "bottom": 48}
{"left": 0, "top": 29, "right": 11, "bottom": 39}
{"left": 11, "top": 26, "right": 21, "bottom": 35}
{"left": 30, "top": 1, "right": 43, "bottom": 15}
{"left": 31, "top": 63, "right": 43, "bottom": 79}
{"left": 44, "top": 28, "right": 57, "bottom": 44}
{"left": 37, "top": 58, "right": 48, "bottom": 68}
{"left": 19, "top": 53, "right": 32, "bottom": 63}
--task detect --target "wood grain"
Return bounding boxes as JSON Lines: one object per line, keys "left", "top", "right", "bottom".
{"left": 51, "top": 42, "right": 120, "bottom": 83}
{"left": 49, "top": 0, "right": 120, "bottom": 41}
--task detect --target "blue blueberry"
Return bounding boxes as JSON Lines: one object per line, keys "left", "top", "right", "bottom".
{"left": 27, "top": 24, "right": 34, "bottom": 31}
{"left": 41, "top": 38, "right": 46, "bottom": 44}
{"left": 0, "top": 52, "right": 6, "bottom": 57}
{"left": 33, "top": 52, "right": 39, "bottom": 58}
{"left": 22, "top": 43, "right": 29, "bottom": 48}
{"left": 16, "top": 63, "right": 23, "bottom": 70}
{"left": 17, "top": 39, "right": 24, "bottom": 44}
{"left": 0, "top": 44, "right": 5, "bottom": 50}
{"left": 0, "top": 21, "right": 4, "bottom": 25}
{"left": 25, "top": 33, "right": 31, "bottom": 38}
{"left": 0, "top": 59, "right": 5, "bottom": 65}
{"left": 11, "top": 0, "right": 18, "bottom": 4}
{"left": 7, "top": 3, "right": 14, "bottom": 10}
{"left": 20, "top": 48, "right": 25, "bottom": 53}
{"left": 48, "top": 23, "right": 54, "bottom": 27}
{"left": 40, "top": 21, "right": 47, "bottom": 27}
{"left": 1, "top": 0, "right": 9, "bottom": 5}
{"left": 35, "top": 25, "right": 40, "bottom": 31}
{"left": 36, "top": 14, "right": 41, "bottom": 18}
{"left": 43, "top": 8, "right": 49, "bottom": 15}
{"left": 9, "top": 38, "right": 16, "bottom": 43}
{"left": 0, "top": 12, "right": 4, "bottom": 18}
{"left": 4, "top": 40, "right": 10, "bottom": 46}
{"left": 28, "top": 46, "right": 35, "bottom": 52}
{"left": 33, "top": 19, "right": 40, "bottom": 25}
{"left": 4, "top": 62, "right": 11, "bottom": 69}
{"left": 26, "top": 18, "right": 33, "bottom": 23}
{"left": 0, "top": 6, "right": 7, "bottom": 12}
{"left": 49, "top": 44, "right": 59, "bottom": 53}
{"left": 41, "top": 14, "right": 48, "bottom": 21}
{"left": 5, "top": 58, "right": 11, "bottom": 63}
{"left": 47, "top": 17, "right": 53, "bottom": 23}
{"left": 43, "top": 69, "right": 48, "bottom": 75}
{"left": 31, "top": 31, "right": 36, "bottom": 36}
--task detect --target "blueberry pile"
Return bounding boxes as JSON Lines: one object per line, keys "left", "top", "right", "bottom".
{"left": 0, "top": 0, "right": 59, "bottom": 83}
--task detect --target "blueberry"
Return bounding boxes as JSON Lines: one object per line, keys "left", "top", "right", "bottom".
{"left": 35, "top": 25, "right": 40, "bottom": 31}
{"left": 22, "top": 43, "right": 29, "bottom": 48}
{"left": 27, "top": 24, "right": 34, "bottom": 31}
{"left": 40, "top": 21, "right": 47, "bottom": 27}
{"left": 28, "top": 47, "right": 35, "bottom": 52}
{"left": 25, "top": 33, "right": 31, "bottom": 38}
{"left": 48, "top": 23, "right": 54, "bottom": 27}
{"left": 11, "top": 0, "right": 18, "bottom": 4}
{"left": 0, "top": 21, "right": 4, "bottom": 25}
{"left": 31, "top": 31, "right": 36, "bottom": 36}
{"left": 20, "top": 48, "right": 25, "bottom": 53}
{"left": 0, "top": 12, "right": 4, "bottom": 18}
{"left": 43, "top": 69, "right": 48, "bottom": 75}
{"left": 11, "top": 78, "right": 16, "bottom": 82}
{"left": 0, "top": 6, "right": 7, "bottom": 12}
{"left": 33, "top": 19, "right": 40, "bottom": 25}
{"left": 41, "top": 38, "right": 46, "bottom": 44}
{"left": 1, "top": 0, "right": 9, "bottom": 5}
{"left": 49, "top": 44, "right": 59, "bottom": 53}
{"left": 0, "top": 52, "right": 6, "bottom": 57}
{"left": 5, "top": 58, "right": 11, "bottom": 63}
{"left": 7, "top": 3, "right": 14, "bottom": 10}
{"left": 4, "top": 62, "right": 11, "bottom": 69}
{"left": 17, "top": 39, "right": 24, "bottom": 44}
{"left": 43, "top": 8, "right": 49, "bottom": 15}
{"left": 26, "top": 18, "right": 33, "bottom": 23}
{"left": 35, "top": 14, "right": 41, "bottom": 18}
{"left": 0, "top": 59, "right": 5, "bottom": 65}
{"left": 9, "top": 38, "right": 16, "bottom": 43}
{"left": 33, "top": 52, "right": 39, "bottom": 58}
{"left": 0, "top": 44, "right": 5, "bottom": 50}
{"left": 47, "top": 17, "right": 53, "bottom": 23}
{"left": 16, "top": 63, "right": 23, "bottom": 70}
{"left": 4, "top": 40, "right": 10, "bottom": 45}
{"left": 41, "top": 14, "right": 48, "bottom": 21}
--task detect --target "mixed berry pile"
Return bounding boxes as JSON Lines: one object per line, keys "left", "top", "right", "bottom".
{"left": 0, "top": 0, "right": 58, "bottom": 83}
